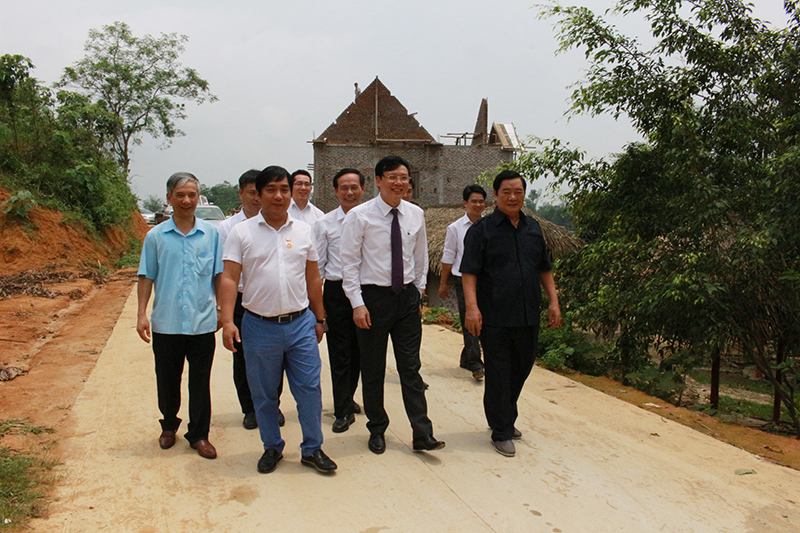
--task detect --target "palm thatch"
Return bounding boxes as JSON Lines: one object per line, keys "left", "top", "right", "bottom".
{"left": 426, "top": 203, "right": 584, "bottom": 276}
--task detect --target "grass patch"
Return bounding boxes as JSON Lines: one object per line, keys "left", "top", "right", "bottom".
{"left": 689, "top": 368, "right": 775, "bottom": 396}
{"left": 693, "top": 395, "right": 792, "bottom": 424}
{"left": 0, "top": 420, "right": 58, "bottom": 530}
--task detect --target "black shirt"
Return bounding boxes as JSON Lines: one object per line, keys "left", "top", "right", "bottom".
{"left": 460, "top": 208, "right": 553, "bottom": 327}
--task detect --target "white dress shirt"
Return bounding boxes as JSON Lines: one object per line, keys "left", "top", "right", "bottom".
{"left": 223, "top": 214, "right": 318, "bottom": 316}
{"left": 441, "top": 214, "right": 475, "bottom": 277}
{"left": 340, "top": 196, "right": 428, "bottom": 309}
{"left": 217, "top": 209, "right": 249, "bottom": 291}
{"left": 313, "top": 206, "right": 346, "bottom": 281}
{"left": 288, "top": 198, "right": 324, "bottom": 225}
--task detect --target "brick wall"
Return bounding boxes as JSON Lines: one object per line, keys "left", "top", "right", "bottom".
{"left": 312, "top": 143, "right": 513, "bottom": 213}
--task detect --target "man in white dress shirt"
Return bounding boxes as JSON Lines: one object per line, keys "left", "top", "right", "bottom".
{"left": 313, "top": 168, "right": 365, "bottom": 433}
{"left": 438, "top": 184, "right": 487, "bottom": 380}
{"left": 220, "top": 166, "right": 336, "bottom": 475}
{"left": 288, "top": 169, "right": 324, "bottom": 224}
{"left": 340, "top": 155, "right": 444, "bottom": 455}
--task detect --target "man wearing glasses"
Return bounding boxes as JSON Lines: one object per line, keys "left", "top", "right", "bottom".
{"left": 340, "top": 155, "right": 444, "bottom": 455}
{"left": 289, "top": 169, "right": 324, "bottom": 224}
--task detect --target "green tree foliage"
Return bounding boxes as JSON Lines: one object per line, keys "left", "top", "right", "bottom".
{"left": 58, "top": 22, "right": 217, "bottom": 174}
{"left": 0, "top": 54, "right": 136, "bottom": 231}
{"left": 529, "top": 1, "right": 800, "bottom": 430}
{"left": 201, "top": 181, "right": 239, "bottom": 215}
{"left": 142, "top": 194, "right": 164, "bottom": 213}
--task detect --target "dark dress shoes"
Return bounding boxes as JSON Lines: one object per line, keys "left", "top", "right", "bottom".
{"left": 159, "top": 430, "right": 176, "bottom": 449}
{"left": 412, "top": 435, "right": 445, "bottom": 452}
{"left": 257, "top": 449, "right": 283, "bottom": 473}
{"left": 190, "top": 439, "right": 217, "bottom": 459}
{"left": 332, "top": 413, "right": 355, "bottom": 433}
{"left": 301, "top": 449, "right": 337, "bottom": 473}
{"left": 513, "top": 428, "right": 522, "bottom": 440}
{"left": 278, "top": 409, "right": 285, "bottom": 427}
{"left": 368, "top": 433, "right": 386, "bottom": 454}
{"left": 353, "top": 402, "right": 362, "bottom": 414}
{"left": 242, "top": 412, "right": 258, "bottom": 430}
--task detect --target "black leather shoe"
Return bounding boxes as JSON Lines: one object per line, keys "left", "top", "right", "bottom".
{"left": 513, "top": 428, "right": 522, "bottom": 440}
{"left": 257, "top": 449, "right": 283, "bottom": 474}
{"left": 368, "top": 433, "right": 386, "bottom": 454}
{"left": 412, "top": 435, "right": 445, "bottom": 452}
{"left": 278, "top": 410, "right": 285, "bottom": 427}
{"left": 353, "top": 402, "right": 362, "bottom": 414}
{"left": 332, "top": 413, "right": 355, "bottom": 433}
{"left": 301, "top": 449, "right": 337, "bottom": 473}
{"left": 243, "top": 412, "right": 258, "bottom": 430}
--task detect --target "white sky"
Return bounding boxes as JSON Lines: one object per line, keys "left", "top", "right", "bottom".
{"left": 1, "top": 0, "right": 789, "bottom": 203}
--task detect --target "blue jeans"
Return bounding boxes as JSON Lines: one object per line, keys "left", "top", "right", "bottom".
{"left": 242, "top": 309, "right": 323, "bottom": 455}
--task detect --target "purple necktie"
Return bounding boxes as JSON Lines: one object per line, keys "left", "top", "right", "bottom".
{"left": 391, "top": 208, "right": 403, "bottom": 294}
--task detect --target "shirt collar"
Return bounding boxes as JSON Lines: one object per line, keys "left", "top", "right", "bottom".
{"left": 333, "top": 206, "right": 346, "bottom": 220}
{"left": 489, "top": 207, "right": 527, "bottom": 227}
{"left": 376, "top": 195, "right": 403, "bottom": 216}
{"left": 164, "top": 216, "right": 204, "bottom": 236}
{"left": 257, "top": 211, "right": 294, "bottom": 231}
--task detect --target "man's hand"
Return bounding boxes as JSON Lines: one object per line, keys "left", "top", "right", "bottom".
{"left": 353, "top": 305, "right": 371, "bottom": 329}
{"left": 547, "top": 303, "right": 563, "bottom": 329}
{"left": 137, "top": 315, "right": 151, "bottom": 343}
{"left": 438, "top": 284, "right": 449, "bottom": 299}
{"left": 465, "top": 306, "right": 482, "bottom": 337}
{"left": 315, "top": 322, "right": 326, "bottom": 343}
{"left": 223, "top": 322, "right": 240, "bottom": 352}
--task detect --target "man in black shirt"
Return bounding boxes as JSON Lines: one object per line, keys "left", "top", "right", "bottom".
{"left": 460, "top": 170, "right": 562, "bottom": 457}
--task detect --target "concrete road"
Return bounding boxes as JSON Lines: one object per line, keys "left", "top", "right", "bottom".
{"left": 35, "top": 290, "right": 800, "bottom": 532}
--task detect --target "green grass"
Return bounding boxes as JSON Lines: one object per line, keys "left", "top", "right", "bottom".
{"left": 689, "top": 368, "right": 776, "bottom": 396}
{"left": 0, "top": 420, "right": 57, "bottom": 530}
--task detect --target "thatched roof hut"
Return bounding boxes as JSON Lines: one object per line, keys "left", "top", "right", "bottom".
{"left": 426, "top": 203, "right": 584, "bottom": 276}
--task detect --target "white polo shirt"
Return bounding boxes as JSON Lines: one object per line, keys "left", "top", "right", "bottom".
{"left": 288, "top": 198, "right": 324, "bottom": 225}
{"left": 313, "top": 206, "right": 346, "bottom": 281}
{"left": 441, "top": 214, "right": 475, "bottom": 277}
{"left": 223, "top": 213, "right": 318, "bottom": 317}
{"left": 340, "top": 196, "right": 428, "bottom": 309}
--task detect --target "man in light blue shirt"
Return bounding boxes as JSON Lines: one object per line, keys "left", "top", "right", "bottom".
{"left": 137, "top": 172, "right": 223, "bottom": 460}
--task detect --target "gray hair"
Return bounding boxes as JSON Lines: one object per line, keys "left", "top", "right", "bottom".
{"left": 166, "top": 172, "right": 200, "bottom": 195}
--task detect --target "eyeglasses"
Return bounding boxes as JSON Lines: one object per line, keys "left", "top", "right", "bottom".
{"left": 295, "top": 181, "right": 313, "bottom": 188}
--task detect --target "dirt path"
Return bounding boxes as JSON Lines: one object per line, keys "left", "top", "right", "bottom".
{"left": 8, "top": 287, "right": 797, "bottom": 532}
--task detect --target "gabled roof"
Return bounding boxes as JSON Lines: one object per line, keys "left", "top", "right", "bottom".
{"left": 315, "top": 77, "right": 435, "bottom": 144}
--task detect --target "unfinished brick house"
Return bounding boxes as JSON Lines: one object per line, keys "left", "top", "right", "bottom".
{"left": 312, "top": 77, "right": 519, "bottom": 212}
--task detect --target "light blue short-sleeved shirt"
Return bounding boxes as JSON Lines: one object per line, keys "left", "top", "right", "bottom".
{"left": 138, "top": 217, "right": 223, "bottom": 335}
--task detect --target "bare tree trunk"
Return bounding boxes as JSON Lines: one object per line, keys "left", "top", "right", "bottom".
{"left": 710, "top": 349, "right": 721, "bottom": 410}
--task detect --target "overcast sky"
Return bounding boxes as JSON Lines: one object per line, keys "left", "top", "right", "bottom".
{"left": 1, "top": 0, "right": 789, "bottom": 203}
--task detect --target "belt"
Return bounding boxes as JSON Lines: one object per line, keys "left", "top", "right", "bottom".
{"left": 246, "top": 308, "right": 307, "bottom": 324}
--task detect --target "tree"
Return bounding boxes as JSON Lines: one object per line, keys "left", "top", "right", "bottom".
{"left": 201, "top": 181, "right": 239, "bottom": 215}
{"left": 58, "top": 22, "right": 217, "bottom": 175}
{"left": 142, "top": 195, "right": 164, "bottom": 213}
{"left": 525, "top": 188, "right": 540, "bottom": 212}
{"left": 0, "top": 54, "right": 137, "bottom": 231}
{"left": 527, "top": 1, "right": 800, "bottom": 430}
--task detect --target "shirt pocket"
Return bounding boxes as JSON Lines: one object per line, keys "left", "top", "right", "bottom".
{"left": 197, "top": 252, "right": 214, "bottom": 276}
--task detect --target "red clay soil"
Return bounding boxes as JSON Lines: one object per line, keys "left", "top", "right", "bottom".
{"left": 0, "top": 187, "right": 149, "bottom": 276}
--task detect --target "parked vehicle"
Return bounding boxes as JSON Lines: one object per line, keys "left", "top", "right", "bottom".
{"left": 194, "top": 205, "right": 226, "bottom": 227}
{"left": 154, "top": 205, "right": 172, "bottom": 225}
{"left": 139, "top": 208, "right": 156, "bottom": 225}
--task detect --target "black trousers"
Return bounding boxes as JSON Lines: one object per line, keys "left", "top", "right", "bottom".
{"left": 453, "top": 276, "right": 483, "bottom": 371}
{"left": 357, "top": 284, "right": 433, "bottom": 438}
{"left": 232, "top": 293, "right": 255, "bottom": 414}
{"left": 323, "top": 279, "right": 361, "bottom": 418}
{"left": 152, "top": 332, "right": 215, "bottom": 443}
{"left": 480, "top": 324, "right": 540, "bottom": 442}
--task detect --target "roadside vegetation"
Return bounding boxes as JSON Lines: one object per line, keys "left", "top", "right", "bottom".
{"left": 0, "top": 420, "right": 57, "bottom": 530}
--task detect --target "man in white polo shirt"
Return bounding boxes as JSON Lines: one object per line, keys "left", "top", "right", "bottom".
{"left": 288, "top": 169, "right": 324, "bottom": 224}
{"left": 220, "top": 166, "right": 336, "bottom": 475}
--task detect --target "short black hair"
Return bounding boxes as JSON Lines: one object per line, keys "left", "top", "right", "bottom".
{"left": 493, "top": 170, "right": 526, "bottom": 193}
{"left": 375, "top": 155, "right": 410, "bottom": 177}
{"left": 463, "top": 184, "right": 486, "bottom": 201}
{"left": 238, "top": 169, "right": 260, "bottom": 190}
{"left": 291, "top": 169, "right": 312, "bottom": 181}
{"left": 333, "top": 168, "right": 365, "bottom": 188}
{"left": 408, "top": 178, "right": 415, "bottom": 190}
{"left": 256, "top": 166, "right": 292, "bottom": 194}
